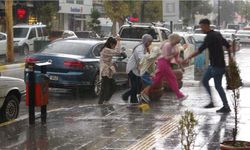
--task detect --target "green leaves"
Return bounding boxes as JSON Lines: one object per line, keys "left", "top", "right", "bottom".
{"left": 225, "top": 60, "right": 242, "bottom": 90}
{"left": 179, "top": 111, "right": 198, "bottom": 150}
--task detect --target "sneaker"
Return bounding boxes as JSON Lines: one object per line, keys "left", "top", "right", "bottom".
{"left": 136, "top": 94, "right": 142, "bottom": 104}
{"left": 204, "top": 102, "right": 215, "bottom": 108}
{"left": 216, "top": 106, "right": 231, "bottom": 113}
{"left": 178, "top": 95, "right": 188, "bottom": 101}
{"left": 141, "top": 94, "right": 151, "bottom": 103}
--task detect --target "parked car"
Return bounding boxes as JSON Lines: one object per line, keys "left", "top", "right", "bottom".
{"left": 118, "top": 23, "right": 171, "bottom": 57}
{"left": 13, "top": 24, "right": 48, "bottom": 55}
{"left": 236, "top": 30, "right": 250, "bottom": 43}
{"left": 74, "top": 31, "right": 100, "bottom": 39}
{"left": 61, "top": 30, "right": 78, "bottom": 39}
{"left": 49, "top": 30, "right": 77, "bottom": 42}
{"left": 0, "top": 32, "right": 7, "bottom": 55}
{"left": 220, "top": 29, "right": 241, "bottom": 51}
{"left": 25, "top": 39, "right": 127, "bottom": 96}
{"left": 0, "top": 75, "right": 25, "bottom": 122}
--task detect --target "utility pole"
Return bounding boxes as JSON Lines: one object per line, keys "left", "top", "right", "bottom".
{"left": 5, "top": 0, "right": 14, "bottom": 62}
{"left": 218, "top": 0, "right": 221, "bottom": 29}
{"left": 141, "top": 0, "right": 145, "bottom": 22}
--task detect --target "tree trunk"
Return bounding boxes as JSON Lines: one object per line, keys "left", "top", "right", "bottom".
{"left": 5, "top": 0, "right": 14, "bottom": 63}
{"left": 111, "top": 20, "right": 117, "bottom": 36}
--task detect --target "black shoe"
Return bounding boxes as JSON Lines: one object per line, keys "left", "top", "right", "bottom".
{"left": 204, "top": 102, "right": 215, "bottom": 108}
{"left": 122, "top": 94, "right": 128, "bottom": 102}
{"left": 216, "top": 106, "right": 231, "bottom": 113}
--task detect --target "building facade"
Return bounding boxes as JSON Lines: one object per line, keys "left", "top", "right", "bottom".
{"left": 58, "top": 0, "right": 93, "bottom": 31}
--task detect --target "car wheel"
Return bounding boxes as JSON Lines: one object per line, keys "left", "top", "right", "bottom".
{"left": 1, "top": 95, "right": 19, "bottom": 121}
{"left": 23, "top": 44, "right": 29, "bottom": 56}
{"left": 92, "top": 74, "right": 101, "bottom": 97}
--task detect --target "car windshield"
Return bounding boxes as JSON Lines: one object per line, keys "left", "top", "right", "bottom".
{"left": 42, "top": 41, "right": 92, "bottom": 56}
{"left": 120, "top": 27, "right": 158, "bottom": 40}
{"left": 13, "top": 28, "right": 29, "bottom": 38}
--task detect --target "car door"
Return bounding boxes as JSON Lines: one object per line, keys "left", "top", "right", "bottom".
{"left": 0, "top": 33, "right": 7, "bottom": 55}
{"left": 112, "top": 52, "right": 127, "bottom": 85}
{"left": 26, "top": 28, "right": 37, "bottom": 51}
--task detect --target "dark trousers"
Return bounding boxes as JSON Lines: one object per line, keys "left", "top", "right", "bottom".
{"left": 202, "top": 66, "right": 229, "bottom": 107}
{"left": 123, "top": 71, "right": 142, "bottom": 103}
{"left": 99, "top": 76, "right": 116, "bottom": 104}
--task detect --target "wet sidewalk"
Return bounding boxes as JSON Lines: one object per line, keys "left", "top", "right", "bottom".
{"left": 1, "top": 86, "right": 250, "bottom": 150}
{"left": 1, "top": 49, "right": 250, "bottom": 150}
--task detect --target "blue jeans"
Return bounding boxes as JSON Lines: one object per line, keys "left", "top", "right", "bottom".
{"left": 202, "top": 66, "right": 229, "bottom": 107}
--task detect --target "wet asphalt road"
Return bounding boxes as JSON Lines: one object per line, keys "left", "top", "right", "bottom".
{"left": 1, "top": 45, "right": 250, "bottom": 122}
{"left": 0, "top": 46, "right": 250, "bottom": 149}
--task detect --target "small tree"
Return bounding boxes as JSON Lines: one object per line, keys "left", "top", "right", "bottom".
{"left": 225, "top": 59, "right": 242, "bottom": 146}
{"left": 89, "top": 9, "right": 101, "bottom": 34}
{"left": 103, "top": 1, "right": 129, "bottom": 35}
{"left": 178, "top": 111, "right": 198, "bottom": 150}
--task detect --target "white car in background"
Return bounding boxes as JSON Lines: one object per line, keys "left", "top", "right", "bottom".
{"left": 0, "top": 32, "right": 7, "bottom": 55}
{"left": 175, "top": 32, "right": 196, "bottom": 65}
{"left": 220, "top": 29, "right": 241, "bottom": 51}
{"left": 118, "top": 23, "right": 171, "bottom": 58}
{"left": 236, "top": 30, "right": 250, "bottom": 43}
{"left": 0, "top": 75, "right": 25, "bottom": 122}
{"left": 13, "top": 24, "right": 48, "bottom": 55}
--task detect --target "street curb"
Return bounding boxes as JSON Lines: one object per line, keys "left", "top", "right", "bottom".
{"left": 0, "top": 63, "right": 25, "bottom": 72}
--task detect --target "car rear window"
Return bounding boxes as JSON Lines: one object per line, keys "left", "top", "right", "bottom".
{"left": 119, "top": 27, "right": 158, "bottom": 40}
{"left": 42, "top": 41, "right": 92, "bottom": 56}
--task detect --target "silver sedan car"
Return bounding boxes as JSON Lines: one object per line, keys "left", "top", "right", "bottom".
{"left": 0, "top": 75, "right": 25, "bottom": 122}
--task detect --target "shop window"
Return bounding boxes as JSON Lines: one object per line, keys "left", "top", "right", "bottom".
{"left": 76, "top": 0, "right": 84, "bottom": 4}
{"left": 66, "top": 0, "right": 74, "bottom": 4}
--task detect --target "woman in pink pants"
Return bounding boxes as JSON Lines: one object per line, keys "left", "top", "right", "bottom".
{"left": 151, "top": 34, "right": 188, "bottom": 100}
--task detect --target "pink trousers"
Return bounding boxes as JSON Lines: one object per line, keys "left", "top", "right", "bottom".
{"left": 151, "top": 58, "right": 184, "bottom": 98}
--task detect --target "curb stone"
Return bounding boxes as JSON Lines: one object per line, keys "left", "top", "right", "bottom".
{"left": 0, "top": 63, "right": 25, "bottom": 72}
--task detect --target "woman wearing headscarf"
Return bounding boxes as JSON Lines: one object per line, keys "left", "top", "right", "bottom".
{"left": 122, "top": 34, "right": 153, "bottom": 103}
{"left": 151, "top": 33, "right": 188, "bottom": 100}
